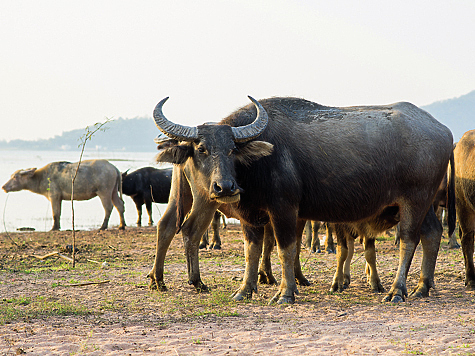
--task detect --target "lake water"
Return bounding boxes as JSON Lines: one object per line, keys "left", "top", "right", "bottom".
{"left": 0, "top": 150, "right": 171, "bottom": 232}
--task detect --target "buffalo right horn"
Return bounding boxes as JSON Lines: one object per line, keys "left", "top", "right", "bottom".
{"left": 153, "top": 97, "right": 198, "bottom": 141}
{"left": 231, "top": 96, "right": 269, "bottom": 142}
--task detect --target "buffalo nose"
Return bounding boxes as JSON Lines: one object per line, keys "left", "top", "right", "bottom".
{"left": 212, "top": 180, "right": 236, "bottom": 196}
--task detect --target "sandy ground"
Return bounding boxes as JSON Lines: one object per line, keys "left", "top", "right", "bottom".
{"left": 1, "top": 224, "right": 475, "bottom": 355}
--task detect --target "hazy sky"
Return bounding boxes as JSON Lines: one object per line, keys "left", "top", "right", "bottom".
{"left": 1, "top": 0, "right": 474, "bottom": 142}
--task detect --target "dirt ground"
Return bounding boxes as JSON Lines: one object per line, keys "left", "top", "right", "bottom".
{"left": 1, "top": 224, "right": 475, "bottom": 355}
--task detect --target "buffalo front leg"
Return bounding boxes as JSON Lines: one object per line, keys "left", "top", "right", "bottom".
{"left": 269, "top": 215, "right": 299, "bottom": 304}
{"left": 148, "top": 211, "right": 178, "bottom": 291}
{"left": 410, "top": 207, "right": 443, "bottom": 298}
{"left": 232, "top": 224, "right": 264, "bottom": 300}
{"left": 180, "top": 208, "right": 218, "bottom": 293}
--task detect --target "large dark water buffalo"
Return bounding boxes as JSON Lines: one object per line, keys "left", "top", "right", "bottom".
{"left": 2, "top": 159, "right": 125, "bottom": 231}
{"left": 454, "top": 129, "right": 475, "bottom": 289}
{"left": 148, "top": 96, "right": 454, "bottom": 304}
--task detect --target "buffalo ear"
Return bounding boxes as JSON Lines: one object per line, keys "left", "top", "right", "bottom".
{"left": 235, "top": 140, "right": 274, "bottom": 167}
{"left": 19, "top": 168, "right": 37, "bottom": 177}
{"left": 155, "top": 144, "right": 193, "bottom": 164}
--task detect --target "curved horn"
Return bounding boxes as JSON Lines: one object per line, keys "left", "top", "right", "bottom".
{"left": 231, "top": 96, "right": 269, "bottom": 142}
{"left": 153, "top": 97, "right": 198, "bottom": 141}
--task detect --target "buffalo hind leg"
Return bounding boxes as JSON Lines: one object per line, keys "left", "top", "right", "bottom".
{"left": 111, "top": 189, "right": 126, "bottom": 230}
{"left": 459, "top": 202, "right": 475, "bottom": 290}
{"left": 199, "top": 212, "right": 222, "bottom": 249}
{"left": 145, "top": 197, "right": 154, "bottom": 226}
{"left": 364, "top": 236, "right": 385, "bottom": 292}
{"left": 331, "top": 225, "right": 352, "bottom": 292}
{"left": 232, "top": 224, "right": 264, "bottom": 300}
{"left": 325, "top": 223, "right": 336, "bottom": 253}
{"left": 383, "top": 206, "right": 436, "bottom": 303}
{"left": 258, "top": 223, "right": 278, "bottom": 285}
{"left": 294, "top": 219, "right": 311, "bottom": 286}
{"left": 305, "top": 221, "right": 321, "bottom": 253}
{"left": 410, "top": 206, "right": 443, "bottom": 298}
{"left": 209, "top": 211, "right": 222, "bottom": 249}
{"left": 50, "top": 197, "right": 62, "bottom": 231}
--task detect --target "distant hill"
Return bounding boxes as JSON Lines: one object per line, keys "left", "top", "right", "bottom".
{"left": 422, "top": 90, "right": 475, "bottom": 141}
{"left": 0, "top": 91, "right": 473, "bottom": 151}
{"left": 0, "top": 117, "right": 159, "bottom": 152}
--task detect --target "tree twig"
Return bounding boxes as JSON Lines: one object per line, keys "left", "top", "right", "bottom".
{"left": 68, "top": 280, "right": 110, "bottom": 287}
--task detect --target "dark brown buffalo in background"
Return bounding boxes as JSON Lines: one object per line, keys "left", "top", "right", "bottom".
{"left": 454, "top": 129, "right": 475, "bottom": 290}
{"left": 2, "top": 159, "right": 125, "bottom": 231}
{"left": 122, "top": 167, "right": 172, "bottom": 226}
{"left": 149, "top": 96, "right": 454, "bottom": 304}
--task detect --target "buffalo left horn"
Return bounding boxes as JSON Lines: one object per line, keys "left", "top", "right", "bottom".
{"left": 231, "top": 96, "right": 269, "bottom": 142}
{"left": 153, "top": 97, "right": 198, "bottom": 141}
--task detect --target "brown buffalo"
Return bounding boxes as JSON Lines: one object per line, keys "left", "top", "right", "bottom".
{"left": 2, "top": 159, "right": 125, "bottom": 231}
{"left": 454, "top": 129, "right": 475, "bottom": 289}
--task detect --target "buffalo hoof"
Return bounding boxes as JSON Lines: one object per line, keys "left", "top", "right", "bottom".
{"left": 296, "top": 276, "right": 311, "bottom": 286}
{"left": 211, "top": 244, "right": 221, "bottom": 250}
{"left": 149, "top": 279, "right": 168, "bottom": 292}
{"left": 409, "top": 286, "right": 429, "bottom": 298}
{"left": 448, "top": 242, "right": 461, "bottom": 249}
{"left": 198, "top": 243, "right": 207, "bottom": 250}
{"left": 326, "top": 248, "right": 336, "bottom": 254}
{"left": 192, "top": 280, "right": 209, "bottom": 293}
{"left": 258, "top": 271, "right": 278, "bottom": 285}
{"left": 231, "top": 286, "right": 255, "bottom": 301}
{"left": 370, "top": 282, "right": 385, "bottom": 293}
{"left": 312, "top": 248, "right": 321, "bottom": 253}
{"left": 330, "top": 282, "right": 348, "bottom": 293}
{"left": 465, "top": 280, "right": 475, "bottom": 291}
{"left": 382, "top": 293, "right": 405, "bottom": 303}
{"left": 119, "top": 226, "right": 125, "bottom": 230}
{"left": 269, "top": 292, "right": 295, "bottom": 305}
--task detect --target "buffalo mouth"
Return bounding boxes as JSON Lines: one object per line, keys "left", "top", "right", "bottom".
{"left": 214, "top": 194, "right": 241, "bottom": 204}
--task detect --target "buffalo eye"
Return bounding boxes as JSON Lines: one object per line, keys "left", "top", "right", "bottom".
{"left": 228, "top": 147, "right": 239, "bottom": 156}
{"left": 197, "top": 145, "right": 207, "bottom": 155}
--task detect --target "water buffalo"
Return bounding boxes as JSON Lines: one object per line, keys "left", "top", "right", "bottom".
{"left": 148, "top": 96, "right": 454, "bottom": 304}
{"left": 122, "top": 167, "right": 172, "bottom": 226}
{"left": 454, "top": 129, "right": 475, "bottom": 290}
{"left": 2, "top": 159, "right": 126, "bottom": 231}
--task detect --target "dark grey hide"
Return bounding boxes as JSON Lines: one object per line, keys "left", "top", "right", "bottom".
{"left": 148, "top": 96, "right": 454, "bottom": 304}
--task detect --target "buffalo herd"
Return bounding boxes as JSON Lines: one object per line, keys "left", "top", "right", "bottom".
{"left": 2, "top": 96, "right": 474, "bottom": 304}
